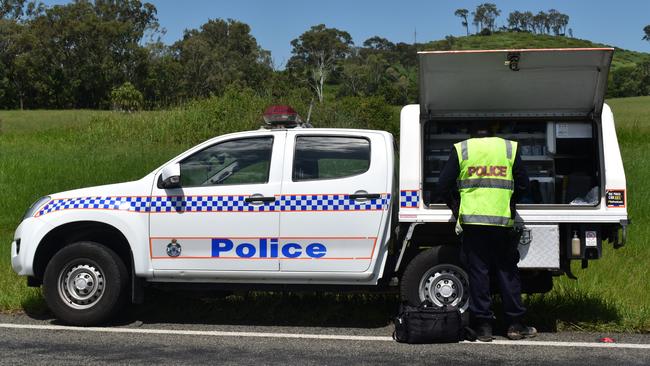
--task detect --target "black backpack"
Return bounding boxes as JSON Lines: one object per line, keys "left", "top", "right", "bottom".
{"left": 393, "top": 302, "right": 474, "bottom": 344}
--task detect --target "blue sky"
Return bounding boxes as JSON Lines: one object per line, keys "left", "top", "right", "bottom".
{"left": 45, "top": 0, "right": 650, "bottom": 67}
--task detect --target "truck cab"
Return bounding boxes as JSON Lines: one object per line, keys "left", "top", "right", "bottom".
{"left": 12, "top": 126, "right": 397, "bottom": 325}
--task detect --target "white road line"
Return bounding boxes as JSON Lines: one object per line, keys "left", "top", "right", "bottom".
{"left": 476, "top": 339, "right": 650, "bottom": 349}
{"left": 1, "top": 323, "right": 649, "bottom": 349}
{"left": 0, "top": 323, "right": 392, "bottom": 342}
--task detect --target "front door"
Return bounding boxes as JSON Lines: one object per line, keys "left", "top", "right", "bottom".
{"left": 149, "top": 132, "right": 285, "bottom": 272}
{"left": 278, "top": 131, "right": 391, "bottom": 273}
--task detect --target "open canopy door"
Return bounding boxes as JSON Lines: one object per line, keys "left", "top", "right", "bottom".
{"left": 419, "top": 48, "right": 614, "bottom": 119}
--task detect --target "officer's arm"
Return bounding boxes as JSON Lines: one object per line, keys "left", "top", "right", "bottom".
{"left": 512, "top": 149, "right": 530, "bottom": 201}
{"left": 436, "top": 147, "right": 460, "bottom": 218}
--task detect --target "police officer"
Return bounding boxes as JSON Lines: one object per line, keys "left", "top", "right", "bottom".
{"left": 437, "top": 127, "right": 537, "bottom": 342}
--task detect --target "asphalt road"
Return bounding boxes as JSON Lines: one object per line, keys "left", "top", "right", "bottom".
{"left": 0, "top": 314, "right": 649, "bottom": 365}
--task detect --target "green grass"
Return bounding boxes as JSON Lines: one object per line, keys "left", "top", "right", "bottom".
{"left": 0, "top": 95, "right": 648, "bottom": 331}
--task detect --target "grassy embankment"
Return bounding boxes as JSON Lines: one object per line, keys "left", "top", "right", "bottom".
{"left": 0, "top": 95, "right": 648, "bottom": 331}
{"left": 423, "top": 32, "right": 650, "bottom": 70}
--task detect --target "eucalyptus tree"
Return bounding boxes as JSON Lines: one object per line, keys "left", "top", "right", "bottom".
{"left": 454, "top": 8, "right": 470, "bottom": 35}
{"left": 288, "top": 24, "right": 353, "bottom": 103}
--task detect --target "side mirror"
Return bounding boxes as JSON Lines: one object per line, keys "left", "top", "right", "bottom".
{"left": 160, "top": 163, "right": 181, "bottom": 189}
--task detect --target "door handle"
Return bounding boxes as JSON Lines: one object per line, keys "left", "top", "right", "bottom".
{"left": 245, "top": 195, "right": 276, "bottom": 203}
{"left": 349, "top": 193, "right": 381, "bottom": 200}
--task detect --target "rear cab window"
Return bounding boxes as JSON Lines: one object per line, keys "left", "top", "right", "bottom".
{"left": 292, "top": 136, "right": 370, "bottom": 181}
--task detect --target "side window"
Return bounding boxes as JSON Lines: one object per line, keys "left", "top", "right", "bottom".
{"left": 293, "top": 136, "right": 370, "bottom": 181}
{"left": 180, "top": 137, "right": 273, "bottom": 187}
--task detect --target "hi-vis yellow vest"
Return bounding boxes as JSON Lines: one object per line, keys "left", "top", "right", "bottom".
{"left": 454, "top": 137, "right": 517, "bottom": 228}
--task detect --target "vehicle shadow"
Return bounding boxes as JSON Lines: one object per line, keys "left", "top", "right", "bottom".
{"left": 117, "top": 289, "right": 400, "bottom": 328}
{"left": 23, "top": 289, "right": 621, "bottom": 331}
{"left": 492, "top": 292, "right": 621, "bottom": 333}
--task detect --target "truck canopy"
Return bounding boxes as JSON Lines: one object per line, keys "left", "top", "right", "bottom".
{"left": 418, "top": 48, "right": 614, "bottom": 119}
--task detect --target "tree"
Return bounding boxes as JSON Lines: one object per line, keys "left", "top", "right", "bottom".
{"left": 643, "top": 25, "right": 650, "bottom": 41}
{"left": 9, "top": 0, "right": 161, "bottom": 108}
{"left": 547, "top": 9, "right": 569, "bottom": 35}
{"left": 141, "top": 42, "right": 182, "bottom": 107}
{"left": 339, "top": 59, "right": 366, "bottom": 97}
{"left": 559, "top": 14, "right": 569, "bottom": 35}
{"left": 173, "top": 19, "right": 272, "bottom": 99}
{"left": 384, "top": 63, "right": 417, "bottom": 104}
{"left": 454, "top": 8, "right": 470, "bottom": 36}
{"left": 482, "top": 3, "right": 501, "bottom": 32}
{"left": 0, "top": 0, "right": 25, "bottom": 20}
{"left": 0, "top": 18, "right": 25, "bottom": 108}
{"left": 532, "top": 11, "right": 548, "bottom": 34}
{"left": 520, "top": 11, "right": 534, "bottom": 32}
{"left": 288, "top": 24, "right": 353, "bottom": 103}
{"left": 507, "top": 11, "right": 523, "bottom": 31}
{"left": 362, "top": 36, "right": 394, "bottom": 51}
{"left": 472, "top": 3, "right": 500, "bottom": 33}
{"left": 507, "top": 10, "right": 536, "bottom": 32}
{"left": 637, "top": 60, "right": 650, "bottom": 96}
{"left": 471, "top": 6, "right": 485, "bottom": 33}
{"left": 111, "top": 82, "right": 143, "bottom": 111}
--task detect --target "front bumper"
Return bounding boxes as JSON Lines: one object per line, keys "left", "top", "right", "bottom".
{"left": 10, "top": 238, "right": 22, "bottom": 273}
{"left": 10, "top": 218, "right": 53, "bottom": 277}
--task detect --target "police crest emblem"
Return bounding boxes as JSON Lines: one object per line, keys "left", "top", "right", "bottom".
{"left": 166, "top": 239, "right": 182, "bottom": 257}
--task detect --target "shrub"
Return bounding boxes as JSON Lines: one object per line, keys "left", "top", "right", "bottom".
{"left": 111, "top": 82, "right": 144, "bottom": 112}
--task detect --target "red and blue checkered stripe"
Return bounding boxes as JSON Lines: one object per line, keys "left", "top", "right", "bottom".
{"left": 399, "top": 190, "right": 419, "bottom": 208}
{"left": 35, "top": 193, "right": 392, "bottom": 217}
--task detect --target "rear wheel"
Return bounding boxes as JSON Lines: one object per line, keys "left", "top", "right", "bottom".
{"left": 400, "top": 245, "right": 469, "bottom": 312}
{"left": 43, "top": 241, "right": 128, "bottom": 326}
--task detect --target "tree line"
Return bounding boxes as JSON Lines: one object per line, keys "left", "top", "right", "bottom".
{"left": 0, "top": 0, "right": 422, "bottom": 110}
{"left": 454, "top": 3, "right": 571, "bottom": 36}
{"left": 0, "top": 0, "right": 273, "bottom": 109}
{"left": 0, "top": 0, "right": 649, "bottom": 110}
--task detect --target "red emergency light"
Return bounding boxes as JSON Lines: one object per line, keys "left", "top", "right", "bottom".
{"left": 262, "top": 105, "right": 303, "bottom": 128}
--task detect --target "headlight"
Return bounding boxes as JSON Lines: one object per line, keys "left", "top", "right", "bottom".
{"left": 23, "top": 196, "right": 51, "bottom": 221}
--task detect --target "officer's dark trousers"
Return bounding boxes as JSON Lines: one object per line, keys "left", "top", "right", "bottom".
{"left": 461, "top": 224, "right": 526, "bottom": 324}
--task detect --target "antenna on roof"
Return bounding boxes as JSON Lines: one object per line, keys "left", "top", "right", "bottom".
{"left": 306, "top": 98, "right": 314, "bottom": 126}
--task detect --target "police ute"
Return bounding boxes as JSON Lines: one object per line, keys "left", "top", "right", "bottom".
{"left": 11, "top": 48, "right": 629, "bottom": 325}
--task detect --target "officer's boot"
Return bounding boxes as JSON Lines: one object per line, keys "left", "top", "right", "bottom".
{"left": 475, "top": 321, "right": 494, "bottom": 342}
{"left": 506, "top": 322, "right": 538, "bottom": 340}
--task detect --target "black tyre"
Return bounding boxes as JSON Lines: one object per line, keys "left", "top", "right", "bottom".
{"left": 400, "top": 245, "right": 470, "bottom": 312}
{"left": 43, "top": 241, "right": 128, "bottom": 326}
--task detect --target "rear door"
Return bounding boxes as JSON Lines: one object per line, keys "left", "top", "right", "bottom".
{"left": 278, "top": 130, "right": 391, "bottom": 273}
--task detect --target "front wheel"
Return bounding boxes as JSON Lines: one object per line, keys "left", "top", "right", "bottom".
{"left": 43, "top": 242, "right": 128, "bottom": 326}
{"left": 400, "top": 246, "right": 469, "bottom": 312}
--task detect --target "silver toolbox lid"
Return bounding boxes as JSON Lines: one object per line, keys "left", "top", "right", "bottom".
{"left": 419, "top": 48, "right": 614, "bottom": 119}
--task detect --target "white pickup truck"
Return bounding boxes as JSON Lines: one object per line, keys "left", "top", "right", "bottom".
{"left": 11, "top": 48, "right": 629, "bottom": 325}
